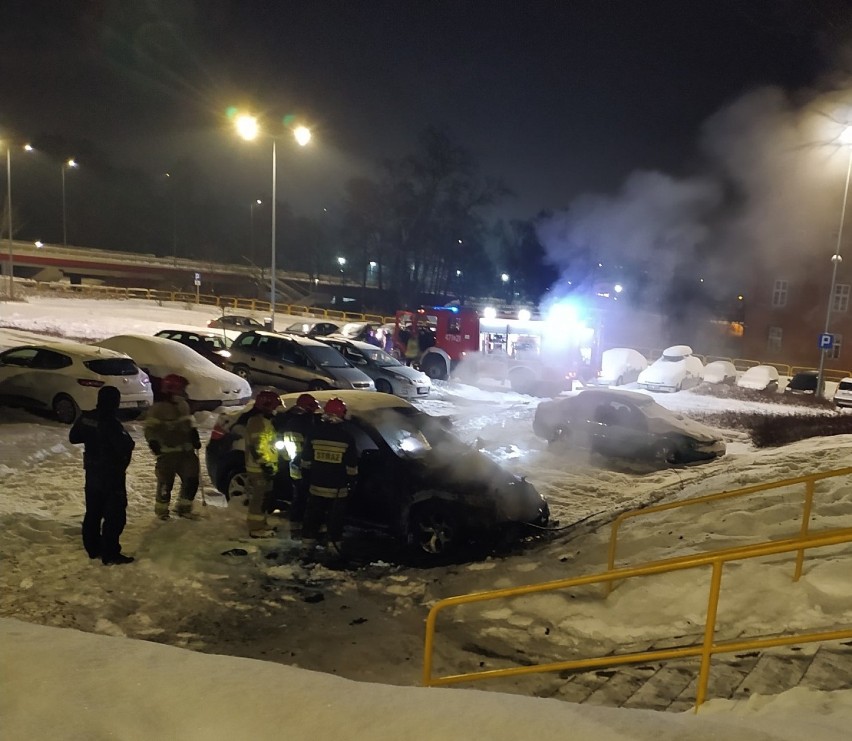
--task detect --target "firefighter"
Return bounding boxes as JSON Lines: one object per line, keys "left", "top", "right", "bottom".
{"left": 69, "top": 385, "right": 136, "bottom": 565}
{"left": 243, "top": 389, "right": 283, "bottom": 538}
{"left": 272, "top": 392, "right": 320, "bottom": 540}
{"left": 300, "top": 397, "right": 359, "bottom": 562}
{"left": 143, "top": 374, "right": 201, "bottom": 519}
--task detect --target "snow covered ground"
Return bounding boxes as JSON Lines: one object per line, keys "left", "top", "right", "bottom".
{"left": 2, "top": 295, "right": 852, "bottom": 739}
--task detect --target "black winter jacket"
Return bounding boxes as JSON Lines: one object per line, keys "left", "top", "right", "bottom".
{"left": 300, "top": 419, "right": 358, "bottom": 498}
{"left": 69, "top": 410, "right": 135, "bottom": 479}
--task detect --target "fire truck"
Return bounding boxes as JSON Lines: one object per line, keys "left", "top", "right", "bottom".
{"left": 393, "top": 306, "right": 592, "bottom": 394}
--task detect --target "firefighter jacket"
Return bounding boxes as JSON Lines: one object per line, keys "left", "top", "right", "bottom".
{"left": 244, "top": 413, "right": 279, "bottom": 476}
{"left": 144, "top": 396, "right": 198, "bottom": 454}
{"left": 272, "top": 409, "right": 316, "bottom": 479}
{"left": 69, "top": 409, "right": 135, "bottom": 479}
{"left": 300, "top": 419, "right": 358, "bottom": 498}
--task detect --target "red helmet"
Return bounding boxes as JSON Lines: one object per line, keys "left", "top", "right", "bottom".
{"left": 323, "top": 397, "right": 347, "bottom": 420}
{"left": 296, "top": 393, "right": 320, "bottom": 413}
{"left": 161, "top": 374, "right": 189, "bottom": 395}
{"left": 254, "top": 389, "right": 283, "bottom": 414}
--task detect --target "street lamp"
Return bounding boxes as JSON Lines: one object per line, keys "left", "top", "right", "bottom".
{"left": 249, "top": 199, "right": 262, "bottom": 265}
{"left": 337, "top": 256, "right": 346, "bottom": 284}
{"left": 61, "top": 158, "right": 78, "bottom": 249}
{"left": 817, "top": 125, "right": 852, "bottom": 397}
{"left": 2, "top": 141, "right": 32, "bottom": 300}
{"left": 234, "top": 113, "right": 311, "bottom": 330}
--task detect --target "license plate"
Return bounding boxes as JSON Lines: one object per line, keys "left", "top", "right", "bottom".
{"left": 417, "top": 387, "right": 429, "bottom": 394}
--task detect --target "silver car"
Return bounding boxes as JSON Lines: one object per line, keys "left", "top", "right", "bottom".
{"left": 319, "top": 336, "right": 431, "bottom": 398}
{"left": 227, "top": 330, "right": 375, "bottom": 392}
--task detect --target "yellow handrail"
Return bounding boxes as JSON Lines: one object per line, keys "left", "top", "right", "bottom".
{"left": 606, "top": 466, "right": 852, "bottom": 591}
{"left": 422, "top": 527, "right": 852, "bottom": 710}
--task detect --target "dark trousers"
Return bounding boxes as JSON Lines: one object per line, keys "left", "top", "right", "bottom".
{"left": 302, "top": 494, "right": 347, "bottom": 544}
{"left": 82, "top": 475, "right": 127, "bottom": 560}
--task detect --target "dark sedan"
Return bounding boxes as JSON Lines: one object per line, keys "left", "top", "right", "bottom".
{"left": 533, "top": 388, "right": 726, "bottom": 466}
{"left": 206, "top": 391, "right": 549, "bottom": 560}
{"left": 154, "top": 329, "right": 232, "bottom": 368}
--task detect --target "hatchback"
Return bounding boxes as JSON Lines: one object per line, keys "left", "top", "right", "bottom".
{"left": 834, "top": 377, "right": 852, "bottom": 408}
{"left": 227, "top": 330, "right": 375, "bottom": 392}
{"left": 205, "top": 391, "right": 549, "bottom": 560}
{"left": 783, "top": 370, "right": 819, "bottom": 396}
{"left": 0, "top": 341, "right": 152, "bottom": 423}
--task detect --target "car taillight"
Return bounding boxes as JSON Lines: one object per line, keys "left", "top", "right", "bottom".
{"left": 77, "top": 379, "right": 105, "bottom": 388}
{"left": 209, "top": 425, "right": 227, "bottom": 441}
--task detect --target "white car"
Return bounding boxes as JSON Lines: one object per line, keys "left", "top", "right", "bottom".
{"left": 94, "top": 334, "right": 252, "bottom": 412}
{"left": 0, "top": 340, "right": 152, "bottom": 423}
{"left": 702, "top": 360, "right": 738, "bottom": 385}
{"left": 736, "top": 365, "right": 780, "bottom": 392}
{"left": 637, "top": 345, "right": 704, "bottom": 393}
{"left": 318, "top": 336, "right": 432, "bottom": 398}
{"left": 834, "top": 377, "right": 852, "bottom": 408}
{"left": 591, "top": 348, "right": 648, "bottom": 387}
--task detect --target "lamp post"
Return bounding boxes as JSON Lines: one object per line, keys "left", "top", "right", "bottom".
{"left": 235, "top": 114, "right": 311, "bottom": 330}
{"left": 61, "top": 158, "right": 78, "bottom": 249}
{"left": 250, "top": 198, "right": 262, "bottom": 265}
{"left": 817, "top": 126, "right": 852, "bottom": 397}
{"left": 165, "top": 172, "right": 178, "bottom": 265}
{"left": 2, "top": 142, "right": 32, "bottom": 300}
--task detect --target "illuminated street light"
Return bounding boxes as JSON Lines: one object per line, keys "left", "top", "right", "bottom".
{"left": 518, "top": 308, "right": 531, "bottom": 322}
{"left": 234, "top": 112, "right": 311, "bottom": 330}
{"left": 34, "top": 240, "right": 44, "bottom": 248}
{"left": 817, "top": 125, "right": 852, "bottom": 397}
{"left": 337, "top": 256, "right": 346, "bottom": 285}
{"left": 614, "top": 283, "right": 623, "bottom": 293}
{"left": 2, "top": 140, "right": 33, "bottom": 299}
{"left": 61, "top": 158, "right": 78, "bottom": 249}
{"left": 501, "top": 273, "right": 510, "bottom": 283}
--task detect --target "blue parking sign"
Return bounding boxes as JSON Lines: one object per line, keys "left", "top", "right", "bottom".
{"left": 819, "top": 333, "right": 834, "bottom": 349}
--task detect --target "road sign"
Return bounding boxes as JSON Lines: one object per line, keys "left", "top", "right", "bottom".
{"left": 819, "top": 333, "right": 834, "bottom": 349}
{"left": 194, "top": 271, "right": 201, "bottom": 287}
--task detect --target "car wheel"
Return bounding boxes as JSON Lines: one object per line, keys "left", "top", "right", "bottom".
{"left": 408, "top": 500, "right": 461, "bottom": 558}
{"left": 653, "top": 439, "right": 678, "bottom": 466}
{"left": 53, "top": 394, "right": 80, "bottom": 424}
{"left": 375, "top": 378, "right": 393, "bottom": 394}
{"left": 509, "top": 370, "right": 535, "bottom": 394}
{"left": 308, "top": 380, "right": 331, "bottom": 391}
{"left": 225, "top": 469, "right": 247, "bottom": 501}
{"left": 421, "top": 356, "right": 447, "bottom": 381}
{"left": 233, "top": 365, "right": 252, "bottom": 383}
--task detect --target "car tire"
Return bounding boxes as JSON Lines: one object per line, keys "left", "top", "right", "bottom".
{"left": 53, "top": 394, "right": 80, "bottom": 424}
{"left": 233, "top": 365, "right": 252, "bottom": 383}
{"left": 408, "top": 500, "right": 462, "bottom": 559}
{"left": 421, "top": 356, "right": 447, "bottom": 381}
{"left": 375, "top": 378, "right": 393, "bottom": 394}
{"left": 308, "top": 380, "right": 331, "bottom": 391}
{"left": 653, "top": 439, "right": 678, "bottom": 466}
{"left": 225, "top": 468, "right": 247, "bottom": 501}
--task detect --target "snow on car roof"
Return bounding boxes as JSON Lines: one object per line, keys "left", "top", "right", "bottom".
{"left": 662, "top": 344, "right": 694, "bottom": 357}
{"left": 4, "top": 339, "right": 130, "bottom": 360}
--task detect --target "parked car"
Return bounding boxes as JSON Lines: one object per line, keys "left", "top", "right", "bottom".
{"left": 637, "top": 345, "right": 704, "bottom": 393}
{"left": 283, "top": 319, "right": 342, "bottom": 338}
{"left": 335, "top": 322, "right": 383, "bottom": 343}
{"left": 736, "top": 365, "right": 780, "bottom": 392}
{"left": 94, "top": 334, "right": 251, "bottom": 411}
{"left": 318, "top": 336, "right": 431, "bottom": 398}
{"left": 834, "top": 377, "right": 852, "bottom": 408}
{"left": 0, "top": 340, "right": 152, "bottom": 423}
{"left": 227, "top": 330, "right": 375, "bottom": 392}
{"left": 205, "top": 390, "right": 549, "bottom": 559}
{"left": 590, "top": 348, "right": 648, "bottom": 387}
{"left": 532, "top": 388, "right": 726, "bottom": 465}
{"left": 702, "top": 360, "right": 738, "bottom": 385}
{"left": 207, "top": 315, "right": 265, "bottom": 331}
{"left": 154, "top": 329, "right": 232, "bottom": 368}
{"left": 784, "top": 370, "right": 819, "bottom": 396}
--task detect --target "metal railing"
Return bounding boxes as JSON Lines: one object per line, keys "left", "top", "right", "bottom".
{"left": 606, "top": 466, "right": 852, "bottom": 590}
{"left": 422, "top": 528, "right": 852, "bottom": 710}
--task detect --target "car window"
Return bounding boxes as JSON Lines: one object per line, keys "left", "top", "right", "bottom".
{"left": 365, "top": 348, "right": 401, "bottom": 367}
{"left": 236, "top": 333, "right": 259, "bottom": 349}
{"left": 254, "top": 335, "right": 282, "bottom": 356}
{"left": 0, "top": 348, "right": 39, "bottom": 367}
{"left": 155, "top": 331, "right": 176, "bottom": 339}
{"left": 84, "top": 358, "right": 140, "bottom": 376}
{"left": 32, "top": 349, "right": 72, "bottom": 370}
{"left": 203, "top": 336, "right": 227, "bottom": 351}
{"left": 370, "top": 409, "right": 433, "bottom": 458}
{"left": 279, "top": 340, "right": 303, "bottom": 365}
{"left": 840, "top": 381, "right": 852, "bottom": 392}
{"left": 304, "top": 345, "right": 352, "bottom": 368}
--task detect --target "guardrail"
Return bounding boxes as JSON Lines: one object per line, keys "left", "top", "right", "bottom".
{"left": 605, "top": 466, "right": 852, "bottom": 593}
{"left": 422, "top": 527, "right": 852, "bottom": 711}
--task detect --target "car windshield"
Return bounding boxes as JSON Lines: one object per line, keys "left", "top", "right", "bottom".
{"left": 286, "top": 322, "right": 313, "bottom": 334}
{"left": 661, "top": 353, "right": 687, "bottom": 362}
{"left": 363, "top": 347, "right": 402, "bottom": 367}
{"left": 304, "top": 345, "right": 352, "bottom": 368}
{"left": 202, "top": 336, "right": 228, "bottom": 351}
{"left": 367, "top": 408, "right": 437, "bottom": 458}
{"left": 84, "top": 358, "right": 140, "bottom": 376}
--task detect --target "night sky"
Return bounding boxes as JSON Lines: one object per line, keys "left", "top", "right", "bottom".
{"left": 2, "top": 0, "right": 842, "bottom": 220}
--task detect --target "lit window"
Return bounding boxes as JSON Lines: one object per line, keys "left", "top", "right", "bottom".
{"left": 833, "top": 284, "right": 850, "bottom": 313}
{"left": 771, "top": 280, "right": 788, "bottom": 308}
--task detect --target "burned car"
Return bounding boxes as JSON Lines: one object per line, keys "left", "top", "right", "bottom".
{"left": 533, "top": 388, "right": 725, "bottom": 466}
{"left": 206, "top": 391, "right": 548, "bottom": 559}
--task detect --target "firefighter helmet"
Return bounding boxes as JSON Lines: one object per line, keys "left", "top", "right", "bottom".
{"left": 323, "top": 397, "right": 347, "bottom": 420}
{"left": 161, "top": 373, "right": 189, "bottom": 395}
{"left": 254, "top": 389, "right": 283, "bottom": 414}
{"left": 295, "top": 393, "right": 320, "bottom": 412}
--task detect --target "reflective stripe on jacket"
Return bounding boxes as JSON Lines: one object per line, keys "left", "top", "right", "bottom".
{"left": 144, "top": 397, "right": 196, "bottom": 453}
{"left": 301, "top": 419, "right": 358, "bottom": 498}
{"left": 244, "top": 414, "right": 279, "bottom": 475}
